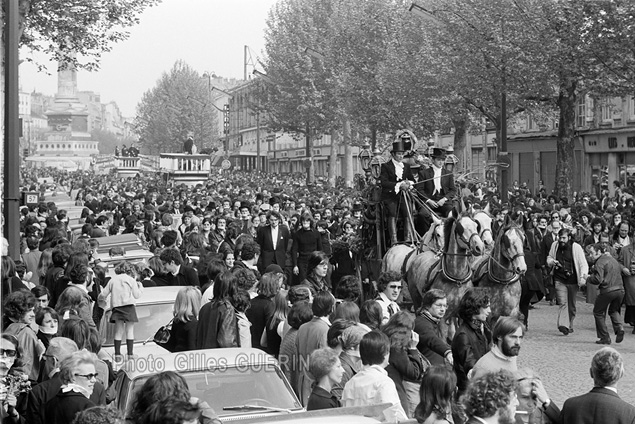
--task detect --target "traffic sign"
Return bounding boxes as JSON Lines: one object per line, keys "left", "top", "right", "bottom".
{"left": 221, "top": 159, "right": 232, "bottom": 170}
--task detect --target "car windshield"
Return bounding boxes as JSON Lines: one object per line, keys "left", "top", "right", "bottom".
{"left": 128, "top": 366, "right": 301, "bottom": 417}
{"left": 101, "top": 302, "right": 173, "bottom": 346}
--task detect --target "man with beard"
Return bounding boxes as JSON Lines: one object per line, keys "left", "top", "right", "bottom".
{"left": 470, "top": 317, "right": 524, "bottom": 380}
{"left": 462, "top": 369, "right": 520, "bottom": 424}
{"left": 547, "top": 228, "right": 588, "bottom": 336}
{"left": 583, "top": 217, "right": 606, "bottom": 247}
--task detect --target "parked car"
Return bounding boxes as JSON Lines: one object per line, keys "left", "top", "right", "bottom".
{"left": 99, "top": 286, "right": 180, "bottom": 351}
{"left": 111, "top": 347, "right": 304, "bottom": 422}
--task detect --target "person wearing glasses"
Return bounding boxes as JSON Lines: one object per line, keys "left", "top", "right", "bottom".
{"left": 414, "top": 289, "right": 453, "bottom": 368}
{"left": 44, "top": 350, "right": 100, "bottom": 424}
{"left": 0, "top": 333, "right": 21, "bottom": 423}
{"left": 374, "top": 271, "right": 402, "bottom": 325}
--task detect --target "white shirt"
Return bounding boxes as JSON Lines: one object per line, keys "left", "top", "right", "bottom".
{"left": 342, "top": 364, "right": 408, "bottom": 423}
{"left": 376, "top": 292, "right": 400, "bottom": 324}
{"left": 271, "top": 225, "right": 279, "bottom": 250}
{"left": 432, "top": 164, "right": 442, "bottom": 195}
{"left": 392, "top": 159, "right": 404, "bottom": 181}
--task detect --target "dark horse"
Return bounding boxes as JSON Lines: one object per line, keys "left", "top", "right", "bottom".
{"left": 406, "top": 211, "right": 484, "bottom": 338}
{"left": 472, "top": 215, "right": 527, "bottom": 324}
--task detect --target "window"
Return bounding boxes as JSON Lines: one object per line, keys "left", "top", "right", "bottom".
{"left": 630, "top": 95, "right": 635, "bottom": 120}
{"left": 602, "top": 99, "right": 613, "bottom": 121}
{"left": 577, "top": 96, "right": 586, "bottom": 127}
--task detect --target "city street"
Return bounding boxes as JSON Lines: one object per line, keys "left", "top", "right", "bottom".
{"left": 518, "top": 294, "right": 635, "bottom": 406}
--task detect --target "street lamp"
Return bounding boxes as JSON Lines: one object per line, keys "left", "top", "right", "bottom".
{"left": 369, "top": 148, "right": 384, "bottom": 180}
{"left": 358, "top": 143, "right": 372, "bottom": 171}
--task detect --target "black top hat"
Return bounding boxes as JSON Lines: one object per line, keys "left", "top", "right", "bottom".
{"left": 430, "top": 147, "right": 447, "bottom": 159}
{"left": 391, "top": 140, "right": 406, "bottom": 153}
{"left": 352, "top": 201, "right": 363, "bottom": 212}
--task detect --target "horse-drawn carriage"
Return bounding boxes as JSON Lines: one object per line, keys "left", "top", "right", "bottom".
{"left": 357, "top": 130, "right": 528, "bottom": 337}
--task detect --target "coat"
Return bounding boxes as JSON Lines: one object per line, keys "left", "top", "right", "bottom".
{"left": 561, "top": 387, "right": 635, "bottom": 424}
{"left": 44, "top": 390, "right": 97, "bottom": 424}
{"left": 414, "top": 312, "right": 451, "bottom": 366}
{"left": 196, "top": 299, "right": 238, "bottom": 349}
{"left": 257, "top": 225, "right": 290, "bottom": 272}
{"left": 618, "top": 242, "right": 635, "bottom": 306}
{"left": 418, "top": 166, "right": 457, "bottom": 203}
{"left": 451, "top": 320, "right": 491, "bottom": 394}
{"left": 296, "top": 317, "right": 330, "bottom": 406}
{"left": 380, "top": 160, "right": 414, "bottom": 216}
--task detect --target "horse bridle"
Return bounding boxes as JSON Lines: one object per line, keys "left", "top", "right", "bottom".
{"left": 455, "top": 217, "right": 480, "bottom": 253}
{"left": 499, "top": 227, "right": 526, "bottom": 266}
{"left": 474, "top": 211, "right": 494, "bottom": 241}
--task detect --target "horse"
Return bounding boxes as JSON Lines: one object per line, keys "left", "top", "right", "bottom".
{"left": 382, "top": 215, "right": 445, "bottom": 305}
{"left": 472, "top": 209, "right": 495, "bottom": 251}
{"left": 406, "top": 211, "right": 485, "bottom": 338}
{"left": 472, "top": 215, "right": 528, "bottom": 324}
{"left": 381, "top": 214, "right": 445, "bottom": 275}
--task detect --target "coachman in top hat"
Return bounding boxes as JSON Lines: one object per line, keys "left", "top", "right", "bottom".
{"left": 419, "top": 147, "right": 457, "bottom": 218}
{"left": 380, "top": 132, "right": 416, "bottom": 245}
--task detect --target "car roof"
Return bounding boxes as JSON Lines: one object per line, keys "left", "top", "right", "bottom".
{"left": 120, "top": 348, "right": 279, "bottom": 379}
{"left": 134, "top": 286, "right": 182, "bottom": 305}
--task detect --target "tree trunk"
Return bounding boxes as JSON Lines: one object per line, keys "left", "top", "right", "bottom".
{"left": 452, "top": 116, "right": 467, "bottom": 174}
{"left": 305, "top": 124, "right": 314, "bottom": 185}
{"left": 555, "top": 77, "right": 577, "bottom": 200}
{"left": 343, "top": 119, "right": 353, "bottom": 188}
{"left": 329, "top": 128, "right": 339, "bottom": 186}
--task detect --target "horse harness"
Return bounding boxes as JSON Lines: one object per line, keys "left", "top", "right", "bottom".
{"left": 473, "top": 227, "right": 525, "bottom": 286}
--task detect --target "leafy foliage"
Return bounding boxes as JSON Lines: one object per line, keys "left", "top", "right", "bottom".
{"left": 14, "top": 0, "right": 162, "bottom": 71}
{"left": 133, "top": 61, "right": 218, "bottom": 154}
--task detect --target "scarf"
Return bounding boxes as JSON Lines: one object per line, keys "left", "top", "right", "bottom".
{"left": 61, "top": 383, "right": 92, "bottom": 398}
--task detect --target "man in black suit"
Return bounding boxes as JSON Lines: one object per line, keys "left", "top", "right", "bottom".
{"left": 380, "top": 134, "right": 415, "bottom": 245}
{"left": 183, "top": 136, "right": 194, "bottom": 154}
{"left": 462, "top": 370, "right": 519, "bottom": 424}
{"left": 536, "top": 347, "right": 635, "bottom": 424}
{"left": 418, "top": 147, "right": 457, "bottom": 218}
{"left": 257, "top": 211, "right": 290, "bottom": 273}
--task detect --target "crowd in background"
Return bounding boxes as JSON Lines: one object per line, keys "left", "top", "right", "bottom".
{"left": 2, "top": 166, "right": 635, "bottom": 423}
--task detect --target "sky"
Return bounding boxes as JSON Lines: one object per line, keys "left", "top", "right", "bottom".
{"left": 19, "top": 0, "right": 279, "bottom": 117}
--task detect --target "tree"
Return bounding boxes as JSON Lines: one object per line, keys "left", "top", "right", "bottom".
{"left": 5, "top": 0, "right": 161, "bottom": 72}
{"left": 262, "top": 0, "right": 340, "bottom": 184}
{"left": 134, "top": 61, "right": 218, "bottom": 154}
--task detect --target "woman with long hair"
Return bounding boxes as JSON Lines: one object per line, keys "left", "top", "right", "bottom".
{"left": 264, "top": 289, "right": 289, "bottom": 358}
{"left": 246, "top": 272, "right": 280, "bottom": 352}
{"left": 299, "top": 251, "right": 330, "bottom": 294}
{"left": 359, "top": 300, "right": 383, "bottom": 331}
{"left": 292, "top": 213, "right": 323, "bottom": 284}
{"left": 196, "top": 271, "right": 238, "bottom": 348}
{"left": 414, "top": 366, "right": 463, "bottom": 424}
{"left": 383, "top": 310, "right": 428, "bottom": 418}
{"left": 1, "top": 256, "right": 28, "bottom": 300}
{"left": 37, "top": 248, "right": 53, "bottom": 286}
{"left": 165, "top": 286, "right": 201, "bottom": 352}
{"left": 56, "top": 285, "right": 95, "bottom": 329}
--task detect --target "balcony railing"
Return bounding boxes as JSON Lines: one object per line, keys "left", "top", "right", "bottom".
{"left": 159, "top": 153, "right": 211, "bottom": 174}
{"left": 115, "top": 156, "right": 141, "bottom": 169}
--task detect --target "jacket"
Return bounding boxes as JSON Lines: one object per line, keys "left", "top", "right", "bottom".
{"left": 418, "top": 166, "right": 457, "bottom": 202}
{"left": 98, "top": 273, "right": 143, "bottom": 308}
{"left": 196, "top": 299, "right": 238, "bottom": 349}
{"left": 257, "top": 225, "right": 290, "bottom": 271}
{"left": 561, "top": 387, "right": 635, "bottom": 424}
{"left": 5, "top": 322, "right": 44, "bottom": 381}
{"left": 547, "top": 241, "right": 588, "bottom": 285}
{"left": 451, "top": 320, "right": 491, "bottom": 394}
{"left": 587, "top": 253, "right": 624, "bottom": 295}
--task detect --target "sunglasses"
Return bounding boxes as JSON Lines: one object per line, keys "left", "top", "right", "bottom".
{"left": 388, "top": 285, "right": 402, "bottom": 290}
{"left": 0, "top": 348, "right": 16, "bottom": 357}
{"left": 75, "top": 373, "right": 98, "bottom": 381}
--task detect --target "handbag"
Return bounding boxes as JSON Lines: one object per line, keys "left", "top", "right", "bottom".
{"left": 153, "top": 318, "right": 174, "bottom": 344}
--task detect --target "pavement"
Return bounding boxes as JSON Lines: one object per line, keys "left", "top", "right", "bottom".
{"left": 518, "top": 293, "right": 635, "bottom": 406}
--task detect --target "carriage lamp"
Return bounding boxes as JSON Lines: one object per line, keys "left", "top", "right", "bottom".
{"left": 370, "top": 148, "right": 383, "bottom": 179}
{"left": 359, "top": 143, "right": 372, "bottom": 172}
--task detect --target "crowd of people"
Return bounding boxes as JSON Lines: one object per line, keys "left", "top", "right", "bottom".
{"left": 2, "top": 155, "right": 635, "bottom": 423}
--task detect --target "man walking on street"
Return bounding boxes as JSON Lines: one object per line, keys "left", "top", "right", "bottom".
{"left": 547, "top": 228, "right": 588, "bottom": 335}
{"left": 586, "top": 243, "right": 625, "bottom": 345}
